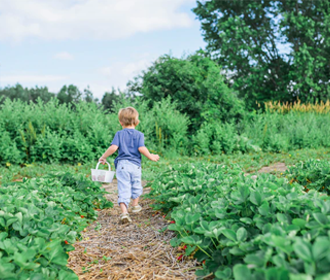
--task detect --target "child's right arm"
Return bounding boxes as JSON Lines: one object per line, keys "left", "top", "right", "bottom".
{"left": 99, "top": 145, "right": 119, "bottom": 164}
{"left": 138, "top": 146, "right": 160, "bottom": 162}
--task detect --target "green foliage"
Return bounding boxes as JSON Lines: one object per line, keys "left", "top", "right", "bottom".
{"left": 0, "top": 172, "right": 112, "bottom": 279}
{"left": 193, "top": 0, "right": 330, "bottom": 107}
{"left": 193, "top": 122, "right": 261, "bottom": 155}
{"left": 101, "top": 88, "right": 133, "bottom": 113}
{"left": 147, "top": 161, "right": 330, "bottom": 279}
{"left": 1, "top": 95, "right": 330, "bottom": 165}
{"left": 57, "top": 84, "right": 82, "bottom": 104}
{"left": 128, "top": 52, "right": 245, "bottom": 130}
{"left": 240, "top": 112, "right": 330, "bottom": 152}
{"left": 0, "top": 97, "right": 189, "bottom": 164}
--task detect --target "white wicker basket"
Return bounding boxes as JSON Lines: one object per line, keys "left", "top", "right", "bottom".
{"left": 91, "top": 161, "right": 115, "bottom": 183}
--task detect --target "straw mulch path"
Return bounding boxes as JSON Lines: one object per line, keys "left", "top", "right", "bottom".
{"left": 68, "top": 180, "right": 198, "bottom": 280}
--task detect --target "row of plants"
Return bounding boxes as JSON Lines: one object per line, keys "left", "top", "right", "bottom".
{"left": 147, "top": 160, "right": 330, "bottom": 279}
{"left": 285, "top": 160, "right": 330, "bottom": 195}
{"left": 2, "top": 148, "right": 330, "bottom": 187}
{"left": 0, "top": 172, "right": 113, "bottom": 279}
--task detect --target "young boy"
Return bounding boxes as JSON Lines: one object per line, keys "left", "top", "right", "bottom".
{"left": 99, "top": 107, "right": 160, "bottom": 223}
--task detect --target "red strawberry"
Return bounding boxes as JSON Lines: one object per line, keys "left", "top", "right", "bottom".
{"left": 177, "top": 255, "right": 183, "bottom": 261}
{"left": 170, "top": 221, "right": 175, "bottom": 224}
{"left": 81, "top": 215, "right": 85, "bottom": 218}
{"left": 182, "top": 245, "right": 187, "bottom": 250}
{"left": 202, "top": 260, "right": 206, "bottom": 264}
{"left": 163, "top": 215, "right": 166, "bottom": 218}
{"left": 64, "top": 241, "right": 69, "bottom": 244}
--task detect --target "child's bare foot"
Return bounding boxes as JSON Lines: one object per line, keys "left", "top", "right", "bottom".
{"left": 120, "top": 213, "right": 132, "bottom": 223}
{"left": 131, "top": 204, "right": 142, "bottom": 213}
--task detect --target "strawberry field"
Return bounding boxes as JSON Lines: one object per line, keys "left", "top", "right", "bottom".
{"left": 0, "top": 172, "right": 112, "bottom": 279}
{"left": 1, "top": 154, "right": 330, "bottom": 279}
{"left": 147, "top": 159, "right": 330, "bottom": 280}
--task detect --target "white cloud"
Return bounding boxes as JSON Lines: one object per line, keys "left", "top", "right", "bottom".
{"left": 99, "top": 57, "right": 153, "bottom": 90}
{"left": 54, "top": 52, "right": 74, "bottom": 60}
{"left": 122, "top": 60, "right": 150, "bottom": 76}
{"left": 1, "top": 74, "right": 67, "bottom": 83}
{"left": 0, "top": 0, "right": 195, "bottom": 42}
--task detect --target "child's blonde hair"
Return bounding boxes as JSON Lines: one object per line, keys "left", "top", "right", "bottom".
{"left": 118, "top": 107, "right": 139, "bottom": 126}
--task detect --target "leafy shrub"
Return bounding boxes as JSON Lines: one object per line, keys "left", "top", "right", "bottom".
{"left": 193, "top": 122, "right": 260, "bottom": 155}
{"left": 241, "top": 112, "right": 330, "bottom": 152}
{"left": 0, "top": 98, "right": 189, "bottom": 164}
{"left": 1, "top": 97, "right": 330, "bottom": 165}
{"left": 128, "top": 52, "right": 245, "bottom": 131}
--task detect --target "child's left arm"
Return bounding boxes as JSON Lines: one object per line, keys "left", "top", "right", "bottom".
{"left": 99, "top": 145, "right": 118, "bottom": 164}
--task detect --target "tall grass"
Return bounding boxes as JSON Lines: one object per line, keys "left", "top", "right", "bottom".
{"left": 264, "top": 99, "right": 330, "bottom": 114}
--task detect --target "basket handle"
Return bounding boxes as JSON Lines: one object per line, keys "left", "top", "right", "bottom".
{"left": 96, "top": 161, "right": 111, "bottom": 171}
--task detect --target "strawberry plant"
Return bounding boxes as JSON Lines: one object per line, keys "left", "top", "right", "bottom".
{"left": 285, "top": 159, "right": 330, "bottom": 194}
{"left": 0, "top": 172, "right": 112, "bottom": 279}
{"left": 147, "top": 163, "right": 330, "bottom": 279}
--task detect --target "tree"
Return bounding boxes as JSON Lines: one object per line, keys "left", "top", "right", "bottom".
{"left": 101, "top": 88, "right": 133, "bottom": 112}
{"left": 83, "top": 86, "right": 97, "bottom": 103}
{"left": 193, "top": 0, "right": 330, "bottom": 107}
{"left": 128, "top": 52, "right": 245, "bottom": 130}
{"left": 57, "top": 85, "right": 82, "bottom": 104}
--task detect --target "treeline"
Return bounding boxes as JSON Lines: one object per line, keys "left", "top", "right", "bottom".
{"left": 0, "top": 84, "right": 126, "bottom": 112}
{"left": 3, "top": 0, "right": 330, "bottom": 112}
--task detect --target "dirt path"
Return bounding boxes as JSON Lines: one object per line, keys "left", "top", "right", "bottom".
{"left": 68, "top": 162, "right": 288, "bottom": 279}
{"left": 258, "top": 162, "right": 287, "bottom": 173}
{"left": 68, "top": 180, "right": 197, "bottom": 280}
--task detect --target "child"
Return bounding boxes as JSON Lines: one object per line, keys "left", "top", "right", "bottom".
{"left": 99, "top": 107, "right": 160, "bottom": 223}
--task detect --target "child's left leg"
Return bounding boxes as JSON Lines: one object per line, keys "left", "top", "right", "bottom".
{"left": 116, "top": 161, "right": 133, "bottom": 223}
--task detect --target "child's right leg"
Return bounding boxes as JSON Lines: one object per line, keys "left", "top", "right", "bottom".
{"left": 116, "top": 161, "right": 132, "bottom": 223}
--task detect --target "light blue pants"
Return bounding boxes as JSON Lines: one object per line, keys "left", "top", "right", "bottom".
{"left": 116, "top": 160, "right": 143, "bottom": 208}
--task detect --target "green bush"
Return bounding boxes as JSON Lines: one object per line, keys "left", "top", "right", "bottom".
{"left": 128, "top": 52, "right": 245, "bottom": 131}
{"left": 1, "top": 97, "right": 330, "bottom": 165}
{"left": 241, "top": 112, "right": 330, "bottom": 152}
{"left": 0, "top": 97, "right": 189, "bottom": 164}
{"left": 193, "top": 122, "right": 261, "bottom": 155}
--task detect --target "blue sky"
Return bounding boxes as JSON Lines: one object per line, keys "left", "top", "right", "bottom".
{"left": 0, "top": 0, "right": 205, "bottom": 99}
